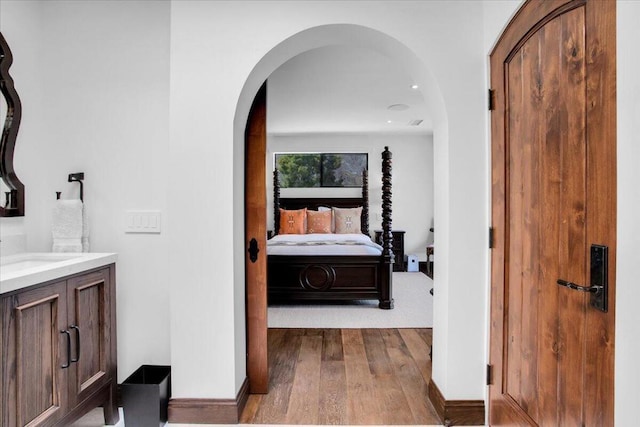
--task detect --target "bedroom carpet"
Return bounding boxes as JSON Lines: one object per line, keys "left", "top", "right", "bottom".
{"left": 268, "top": 272, "right": 433, "bottom": 328}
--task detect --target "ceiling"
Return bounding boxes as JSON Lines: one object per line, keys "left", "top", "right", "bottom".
{"left": 267, "top": 45, "right": 431, "bottom": 135}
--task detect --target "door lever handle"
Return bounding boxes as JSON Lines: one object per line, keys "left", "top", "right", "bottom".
{"left": 556, "top": 244, "right": 608, "bottom": 312}
{"left": 556, "top": 279, "right": 601, "bottom": 293}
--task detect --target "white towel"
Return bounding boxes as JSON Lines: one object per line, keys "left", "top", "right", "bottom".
{"left": 52, "top": 200, "right": 84, "bottom": 253}
{"left": 81, "top": 206, "right": 90, "bottom": 252}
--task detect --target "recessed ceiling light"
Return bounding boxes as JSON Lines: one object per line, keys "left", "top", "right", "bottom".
{"left": 386, "top": 120, "right": 393, "bottom": 124}
{"left": 410, "top": 84, "right": 419, "bottom": 90}
{"left": 387, "top": 103, "right": 409, "bottom": 111}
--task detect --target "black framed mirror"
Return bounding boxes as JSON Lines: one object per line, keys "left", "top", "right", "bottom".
{"left": 0, "top": 32, "right": 25, "bottom": 217}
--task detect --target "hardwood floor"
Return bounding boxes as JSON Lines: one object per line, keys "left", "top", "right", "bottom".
{"left": 241, "top": 328, "right": 440, "bottom": 425}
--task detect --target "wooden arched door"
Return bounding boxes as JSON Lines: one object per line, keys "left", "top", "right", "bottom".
{"left": 245, "top": 83, "right": 269, "bottom": 394}
{"left": 490, "top": 0, "right": 616, "bottom": 425}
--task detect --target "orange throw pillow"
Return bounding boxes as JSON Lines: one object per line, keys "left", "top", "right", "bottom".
{"left": 279, "top": 208, "right": 307, "bottom": 234}
{"left": 306, "top": 210, "right": 332, "bottom": 234}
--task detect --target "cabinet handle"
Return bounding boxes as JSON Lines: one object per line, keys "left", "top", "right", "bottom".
{"left": 70, "top": 325, "right": 80, "bottom": 363}
{"left": 60, "top": 330, "right": 71, "bottom": 369}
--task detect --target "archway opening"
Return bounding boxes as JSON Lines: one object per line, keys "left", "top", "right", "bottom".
{"left": 233, "top": 24, "right": 449, "bottom": 419}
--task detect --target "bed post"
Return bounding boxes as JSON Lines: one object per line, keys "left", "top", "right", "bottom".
{"left": 380, "top": 146, "right": 394, "bottom": 309}
{"left": 274, "top": 168, "right": 280, "bottom": 235}
{"left": 362, "top": 169, "right": 370, "bottom": 235}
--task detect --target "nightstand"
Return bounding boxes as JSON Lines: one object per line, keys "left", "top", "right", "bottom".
{"left": 374, "top": 230, "right": 406, "bottom": 272}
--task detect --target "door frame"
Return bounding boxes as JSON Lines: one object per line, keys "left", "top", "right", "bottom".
{"left": 489, "top": 0, "right": 616, "bottom": 424}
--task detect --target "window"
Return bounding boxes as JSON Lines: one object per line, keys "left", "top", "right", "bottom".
{"left": 275, "top": 153, "right": 368, "bottom": 188}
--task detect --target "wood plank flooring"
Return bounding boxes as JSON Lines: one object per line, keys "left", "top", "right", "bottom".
{"left": 241, "top": 328, "right": 439, "bottom": 425}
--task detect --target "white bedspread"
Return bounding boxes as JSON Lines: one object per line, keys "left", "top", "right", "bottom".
{"left": 267, "top": 233, "right": 383, "bottom": 256}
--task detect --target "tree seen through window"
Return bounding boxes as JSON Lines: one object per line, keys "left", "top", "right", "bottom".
{"left": 275, "top": 153, "right": 367, "bottom": 188}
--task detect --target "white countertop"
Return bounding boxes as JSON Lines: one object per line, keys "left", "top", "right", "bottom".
{"left": 0, "top": 252, "right": 117, "bottom": 295}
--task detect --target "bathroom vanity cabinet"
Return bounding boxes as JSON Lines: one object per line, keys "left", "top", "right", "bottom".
{"left": 0, "top": 264, "right": 118, "bottom": 426}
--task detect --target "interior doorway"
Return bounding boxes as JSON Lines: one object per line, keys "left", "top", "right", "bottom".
{"left": 243, "top": 91, "right": 436, "bottom": 424}
{"left": 242, "top": 24, "right": 442, "bottom": 424}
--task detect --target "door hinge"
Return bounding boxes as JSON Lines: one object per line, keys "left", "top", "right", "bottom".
{"left": 487, "top": 364, "right": 493, "bottom": 385}
{"left": 488, "top": 89, "right": 496, "bottom": 111}
{"left": 489, "top": 227, "right": 495, "bottom": 249}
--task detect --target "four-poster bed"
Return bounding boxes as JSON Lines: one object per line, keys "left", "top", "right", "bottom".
{"left": 267, "top": 147, "right": 395, "bottom": 309}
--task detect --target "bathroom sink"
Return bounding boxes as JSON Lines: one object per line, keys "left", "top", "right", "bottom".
{"left": 1, "top": 252, "right": 117, "bottom": 294}
{"left": 1, "top": 253, "right": 83, "bottom": 273}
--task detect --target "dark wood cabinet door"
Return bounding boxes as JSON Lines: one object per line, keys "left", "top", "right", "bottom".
{"left": 1, "top": 281, "right": 69, "bottom": 427}
{"left": 66, "top": 268, "right": 112, "bottom": 406}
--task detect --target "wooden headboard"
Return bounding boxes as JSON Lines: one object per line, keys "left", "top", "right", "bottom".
{"left": 279, "top": 198, "right": 363, "bottom": 211}
{"left": 273, "top": 170, "right": 370, "bottom": 235}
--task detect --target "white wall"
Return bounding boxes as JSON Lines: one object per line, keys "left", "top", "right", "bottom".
{"left": 173, "top": 0, "right": 488, "bottom": 400}
{"left": 7, "top": 1, "right": 637, "bottom": 419}
{"left": 0, "top": 0, "right": 172, "bottom": 382}
{"left": 0, "top": 0, "right": 42, "bottom": 253}
{"left": 615, "top": 1, "right": 640, "bottom": 424}
{"left": 267, "top": 133, "right": 434, "bottom": 258}
{"left": 2, "top": 0, "right": 490, "bottom": 403}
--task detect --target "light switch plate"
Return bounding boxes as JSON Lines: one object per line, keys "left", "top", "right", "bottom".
{"left": 125, "top": 210, "right": 161, "bottom": 234}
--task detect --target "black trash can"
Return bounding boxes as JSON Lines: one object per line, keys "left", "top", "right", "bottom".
{"left": 121, "top": 365, "right": 171, "bottom": 427}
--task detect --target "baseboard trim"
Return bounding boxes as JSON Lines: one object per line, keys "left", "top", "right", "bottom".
{"left": 428, "top": 378, "right": 485, "bottom": 426}
{"left": 168, "top": 377, "right": 249, "bottom": 424}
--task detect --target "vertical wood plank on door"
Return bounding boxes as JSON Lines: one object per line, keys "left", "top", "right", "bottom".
{"left": 557, "top": 8, "right": 588, "bottom": 427}
{"left": 537, "top": 15, "right": 563, "bottom": 427}
{"left": 519, "top": 26, "right": 541, "bottom": 420}
{"left": 584, "top": 1, "right": 617, "bottom": 424}
{"left": 506, "top": 42, "right": 524, "bottom": 408}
